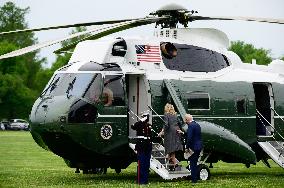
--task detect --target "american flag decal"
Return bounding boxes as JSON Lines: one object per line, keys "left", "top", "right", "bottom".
{"left": 135, "top": 45, "right": 161, "bottom": 63}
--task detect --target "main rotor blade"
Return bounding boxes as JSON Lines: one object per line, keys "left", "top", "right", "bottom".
{"left": 0, "top": 17, "right": 166, "bottom": 60}
{"left": 0, "top": 18, "right": 143, "bottom": 36}
{"left": 54, "top": 17, "right": 165, "bottom": 54}
{"left": 191, "top": 16, "right": 284, "bottom": 24}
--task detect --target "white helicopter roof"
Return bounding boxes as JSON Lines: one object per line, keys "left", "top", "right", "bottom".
{"left": 61, "top": 30, "right": 284, "bottom": 85}
{"left": 154, "top": 28, "right": 229, "bottom": 51}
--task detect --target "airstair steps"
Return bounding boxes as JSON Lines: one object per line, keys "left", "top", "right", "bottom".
{"left": 269, "top": 141, "right": 284, "bottom": 151}
{"left": 163, "top": 79, "right": 187, "bottom": 118}
{"left": 258, "top": 141, "right": 284, "bottom": 168}
{"left": 129, "top": 142, "right": 191, "bottom": 180}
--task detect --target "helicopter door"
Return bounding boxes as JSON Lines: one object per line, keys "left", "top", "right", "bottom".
{"left": 126, "top": 74, "right": 150, "bottom": 138}
{"left": 96, "top": 74, "right": 128, "bottom": 140}
{"left": 253, "top": 83, "right": 274, "bottom": 136}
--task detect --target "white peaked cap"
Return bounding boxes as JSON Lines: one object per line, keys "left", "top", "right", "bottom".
{"left": 141, "top": 111, "right": 150, "bottom": 116}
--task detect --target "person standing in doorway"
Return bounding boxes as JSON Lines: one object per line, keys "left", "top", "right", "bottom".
{"left": 184, "top": 114, "right": 203, "bottom": 183}
{"left": 158, "top": 104, "right": 183, "bottom": 171}
{"left": 131, "top": 111, "right": 152, "bottom": 185}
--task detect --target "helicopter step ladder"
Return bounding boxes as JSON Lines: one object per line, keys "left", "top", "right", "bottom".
{"left": 257, "top": 108, "right": 284, "bottom": 169}
{"left": 129, "top": 142, "right": 191, "bottom": 180}
{"left": 163, "top": 79, "right": 187, "bottom": 118}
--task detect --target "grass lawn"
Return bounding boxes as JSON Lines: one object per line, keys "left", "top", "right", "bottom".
{"left": 0, "top": 131, "right": 284, "bottom": 187}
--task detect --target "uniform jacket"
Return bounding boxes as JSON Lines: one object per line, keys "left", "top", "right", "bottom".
{"left": 186, "top": 121, "right": 202, "bottom": 151}
{"left": 131, "top": 120, "right": 152, "bottom": 152}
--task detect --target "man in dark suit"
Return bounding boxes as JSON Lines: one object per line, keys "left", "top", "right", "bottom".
{"left": 185, "top": 114, "right": 202, "bottom": 183}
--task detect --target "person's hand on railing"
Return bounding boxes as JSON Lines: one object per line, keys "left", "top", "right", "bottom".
{"left": 158, "top": 129, "right": 164, "bottom": 137}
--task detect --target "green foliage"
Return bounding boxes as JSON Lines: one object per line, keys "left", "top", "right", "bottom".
{"left": 0, "top": 1, "right": 36, "bottom": 47}
{"left": 0, "top": 41, "right": 27, "bottom": 76}
{"left": 0, "top": 73, "right": 36, "bottom": 118}
{"left": 229, "top": 41, "right": 272, "bottom": 65}
{"left": 51, "top": 53, "right": 72, "bottom": 71}
{"left": 1, "top": 131, "right": 284, "bottom": 187}
{"left": 281, "top": 56, "right": 284, "bottom": 61}
{"left": 0, "top": 2, "right": 45, "bottom": 119}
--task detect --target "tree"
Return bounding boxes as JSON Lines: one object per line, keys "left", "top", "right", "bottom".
{"left": 0, "top": 41, "right": 28, "bottom": 75}
{"left": 229, "top": 41, "right": 272, "bottom": 65}
{"left": 0, "top": 1, "right": 35, "bottom": 47}
{"left": 281, "top": 56, "right": 284, "bottom": 61}
{"left": 0, "top": 73, "right": 36, "bottom": 118}
{"left": 0, "top": 2, "right": 45, "bottom": 90}
{"left": 0, "top": 2, "right": 45, "bottom": 119}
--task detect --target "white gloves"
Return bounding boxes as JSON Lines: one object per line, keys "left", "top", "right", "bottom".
{"left": 140, "top": 116, "right": 147, "bottom": 122}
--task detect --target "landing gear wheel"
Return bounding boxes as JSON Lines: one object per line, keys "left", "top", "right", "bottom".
{"left": 198, "top": 164, "right": 211, "bottom": 181}
{"left": 103, "top": 168, "right": 107, "bottom": 174}
{"left": 75, "top": 168, "right": 80, "bottom": 173}
{"left": 96, "top": 168, "right": 107, "bottom": 174}
{"left": 115, "top": 168, "right": 121, "bottom": 174}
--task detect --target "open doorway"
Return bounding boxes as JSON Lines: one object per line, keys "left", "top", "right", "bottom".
{"left": 126, "top": 74, "right": 150, "bottom": 138}
{"left": 253, "top": 83, "right": 274, "bottom": 136}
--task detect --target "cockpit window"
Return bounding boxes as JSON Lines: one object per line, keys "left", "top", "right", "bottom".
{"left": 41, "top": 73, "right": 103, "bottom": 105}
{"left": 40, "top": 74, "right": 62, "bottom": 97}
{"left": 66, "top": 74, "right": 99, "bottom": 101}
{"left": 162, "top": 43, "right": 230, "bottom": 72}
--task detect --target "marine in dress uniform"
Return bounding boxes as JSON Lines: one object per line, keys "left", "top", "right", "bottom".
{"left": 131, "top": 112, "right": 152, "bottom": 185}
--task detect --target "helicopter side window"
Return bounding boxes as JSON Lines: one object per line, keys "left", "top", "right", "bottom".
{"left": 236, "top": 96, "right": 247, "bottom": 114}
{"left": 79, "top": 62, "right": 122, "bottom": 71}
{"left": 187, "top": 92, "right": 210, "bottom": 110}
{"left": 160, "top": 42, "right": 178, "bottom": 59}
{"left": 68, "top": 74, "right": 103, "bottom": 124}
{"left": 103, "top": 75, "right": 125, "bottom": 106}
{"left": 83, "top": 74, "right": 103, "bottom": 103}
{"left": 112, "top": 39, "right": 127, "bottom": 57}
{"left": 162, "top": 43, "right": 230, "bottom": 72}
{"left": 68, "top": 99, "right": 98, "bottom": 123}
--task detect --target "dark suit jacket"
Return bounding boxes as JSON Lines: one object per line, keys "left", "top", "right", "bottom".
{"left": 186, "top": 121, "right": 202, "bottom": 151}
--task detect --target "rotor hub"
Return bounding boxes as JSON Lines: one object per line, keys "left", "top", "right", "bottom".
{"left": 150, "top": 3, "right": 198, "bottom": 28}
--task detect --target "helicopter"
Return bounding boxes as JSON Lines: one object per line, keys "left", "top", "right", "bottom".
{"left": 1, "top": 3, "right": 284, "bottom": 181}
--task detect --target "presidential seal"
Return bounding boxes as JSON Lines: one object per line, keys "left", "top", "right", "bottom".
{"left": 100, "top": 124, "right": 112, "bottom": 139}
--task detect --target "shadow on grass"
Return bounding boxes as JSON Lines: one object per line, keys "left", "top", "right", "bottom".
{"left": 56, "top": 169, "right": 284, "bottom": 185}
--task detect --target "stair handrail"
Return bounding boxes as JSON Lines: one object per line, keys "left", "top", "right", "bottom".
{"left": 257, "top": 112, "right": 275, "bottom": 138}
{"left": 257, "top": 110, "right": 284, "bottom": 157}
{"left": 270, "top": 107, "right": 284, "bottom": 125}
{"left": 128, "top": 108, "right": 161, "bottom": 138}
{"left": 256, "top": 112, "right": 284, "bottom": 158}
{"left": 256, "top": 109, "right": 284, "bottom": 141}
{"left": 148, "top": 105, "right": 166, "bottom": 124}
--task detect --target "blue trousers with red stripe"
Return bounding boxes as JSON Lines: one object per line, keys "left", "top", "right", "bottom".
{"left": 137, "top": 149, "right": 151, "bottom": 184}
